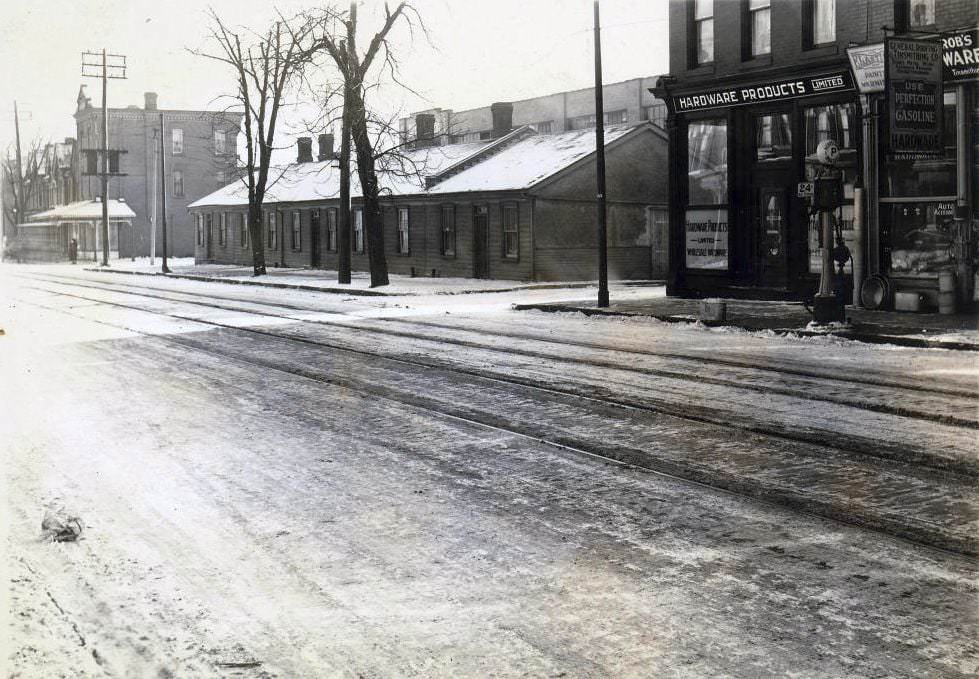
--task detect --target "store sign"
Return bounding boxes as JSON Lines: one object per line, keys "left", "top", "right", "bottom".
{"left": 684, "top": 209, "right": 728, "bottom": 270}
{"left": 942, "top": 29, "right": 979, "bottom": 83}
{"left": 668, "top": 72, "right": 854, "bottom": 114}
{"left": 886, "top": 37, "right": 943, "bottom": 160}
{"left": 847, "top": 43, "right": 885, "bottom": 93}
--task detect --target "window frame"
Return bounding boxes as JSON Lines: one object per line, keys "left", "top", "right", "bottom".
{"left": 172, "top": 170, "right": 184, "bottom": 197}
{"left": 219, "top": 212, "right": 227, "bottom": 246}
{"left": 267, "top": 210, "right": 277, "bottom": 250}
{"left": 214, "top": 130, "right": 226, "bottom": 155}
{"left": 353, "top": 208, "right": 364, "bottom": 253}
{"left": 291, "top": 210, "right": 302, "bottom": 250}
{"left": 326, "top": 208, "right": 338, "bottom": 252}
{"left": 501, "top": 203, "right": 519, "bottom": 260}
{"left": 440, "top": 204, "right": 456, "bottom": 257}
{"left": 803, "top": 0, "right": 835, "bottom": 49}
{"left": 396, "top": 207, "right": 410, "bottom": 254}
{"left": 743, "top": 0, "right": 771, "bottom": 59}
{"left": 689, "top": 0, "right": 715, "bottom": 67}
{"left": 172, "top": 128, "right": 183, "bottom": 155}
{"left": 239, "top": 213, "right": 248, "bottom": 247}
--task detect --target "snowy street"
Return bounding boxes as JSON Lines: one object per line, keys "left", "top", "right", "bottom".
{"left": 2, "top": 264, "right": 978, "bottom": 677}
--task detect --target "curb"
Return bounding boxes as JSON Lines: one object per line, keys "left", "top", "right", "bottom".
{"left": 81, "top": 267, "right": 605, "bottom": 297}
{"left": 513, "top": 302, "right": 979, "bottom": 352}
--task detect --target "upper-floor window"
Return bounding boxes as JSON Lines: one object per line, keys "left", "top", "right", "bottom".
{"left": 108, "top": 150, "right": 121, "bottom": 174}
{"left": 748, "top": 0, "right": 771, "bottom": 57}
{"left": 397, "top": 207, "right": 410, "bottom": 254}
{"left": 291, "top": 210, "right": 302, "bottom": 250}
{"left": 805, "top": 0, "right": 835, "bottom": 48}
{"left": 173, "top": 170, "right": 184, "bottom": 197}
{"left": 693, "top": 0, "right": 714, "bottom": 65}
{"left": 353, "top": 208, "right": 364, "bottom": 253}
{"left": 172, "top": 128, "right": 183, "bottom": 154}
{"left": 897, "top": 0, "right": 935, "bottom": 30}
{"left": 214, "top": 130, "right": 226, "bottom": 155}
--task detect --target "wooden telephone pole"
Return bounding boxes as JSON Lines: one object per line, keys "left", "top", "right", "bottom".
{"left": 82, "top": 49, "right": 126, "bottom": 266}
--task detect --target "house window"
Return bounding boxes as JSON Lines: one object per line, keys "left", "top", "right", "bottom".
{"left": 567, "top": 113, "right": 597, "bottom": 130}
{"left": 326, "top": 209, "right": 338, "bottom": 251}
{"left": 108, "top": 150, "right": 120, "bottom": 174}
{"left": 397, "top": 207, "right": 410, "bottom": 254}
{"left": 353, "top": 208, "right": 364, "bottom": 252}
{"left": 908, "top": 0, "right": 935, "bottom": 28}
{"left": 604, "top": 110, "right": 628, "bottom": 125}
{"left": 239, "top": 213, "right": 248, "bottom": 247}
{"left": 642, "top": 104, "right": 668, "bottom": 127}
{"left": 83, "top": 150, "right": 98, "bottom": 175}
{"left": 173, "top": 170, "right": 184, "bottom": 197}
{"left": 693, "top": 0, "right": 714, "bottom": 65}
{"left": 748, "top": 0, "right": 771, "bottom": 57}
{"left": 441, "top": 205, "right": 456, "bottom": 256}
{"left": 172, "top": 128, "right": 183, "bottom": 154}
{"left": 502, "top": 205, "right": 519, "bottom": 259}
{"left": 219, "top": 212, "right": 227, "bottom": 246}
{"left": 196, "top": 215, "right": 204, "bottom": 246}
{"left": 267, "top": 210, "right": 277, "bottom": 249}
{"left": 531, "top": 121, "right": 553, "bottom": 134}
{"left": 291, "top": 210, "right": 301, "bottom": 250}
{"left": 214, "top": 130, "right": 226, "bottom": 155}
{"left": 805, "top": 0, "right": 835, "bottom": 47}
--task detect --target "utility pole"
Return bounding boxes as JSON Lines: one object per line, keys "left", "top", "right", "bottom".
{"left": 150, "top": 129, "right": 158, "bottom": 265}
{"left": 159, "top": 112, "right": 170, "bottom": 273}
{"left": 13, "top": 101, "right": 24, "bottom": 224}
{"left": 336, "top": 1, "right": 356, "bottom": 285}
{"left": 593, "top": 0, "right": 609, "bottom": 308}
{"left": 82, "top": 49, "right": 126, "bottom": 267}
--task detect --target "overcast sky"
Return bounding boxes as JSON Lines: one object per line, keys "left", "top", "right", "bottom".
{"left": 0, "top": 1, "right": 668, "bottom": 152}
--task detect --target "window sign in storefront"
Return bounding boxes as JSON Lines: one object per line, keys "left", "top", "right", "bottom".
{"left": 886, "top": 37, "right": 944, "bottom": 160}
{"left": 887, "top": 202, "right": 955, "bottom": 277}
{"left": 847, "top": 43, "right": 885, "bottom": 93}
{"left": 941, "top": 29, "right": 979, "bottom": 83}
{"left": 685, "top": 209, "right": 729, "bottom": 270}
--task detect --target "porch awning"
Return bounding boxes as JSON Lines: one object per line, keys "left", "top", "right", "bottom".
{"left": 29, "top": 199, "right": 136, "bottom": 223}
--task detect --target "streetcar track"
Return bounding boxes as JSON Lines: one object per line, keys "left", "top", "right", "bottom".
{"left": 14, "top": 293, "right": 976, "bottom": 558}
{"left": 18, "top": 269, "right": 978, "bottom": 399}
{"left": 15, "top": 283, "right": 979, "bottom": 482}
{"left": 16, "top": 272, "right": 979, "bottom": 436}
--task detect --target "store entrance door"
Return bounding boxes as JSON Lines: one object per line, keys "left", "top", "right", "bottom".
{"left": 750, "top": 110, "right": 796, "bottom": 289}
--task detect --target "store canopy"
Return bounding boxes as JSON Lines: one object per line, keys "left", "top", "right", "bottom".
{"left": 29, "top": 199, "right": 136, "bottom": 223}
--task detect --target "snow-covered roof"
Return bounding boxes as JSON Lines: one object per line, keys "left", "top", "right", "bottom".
{"left": 29, "top": 199, "right": 136, "bottom": 222}
{"left": 427, "top": 124, "right": 639, "bottom": 194}
{"left": 188, "top": 142, "right": 488, "bottom": 209}
{"left": 188, "top": 123, "right": 653, "bottom": 208}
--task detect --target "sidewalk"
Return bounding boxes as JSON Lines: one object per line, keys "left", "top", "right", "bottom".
{"left": 83, "top": 258, "right": 603, "bottom": 297}
{"left": 513, "top": 296, "right": 979, "bottom": 351}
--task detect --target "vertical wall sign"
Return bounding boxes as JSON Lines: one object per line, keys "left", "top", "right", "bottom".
{"left": 847, "top": 43, "right": 885, "bottom": 94}
{"left": 886, "top": 37, "right": 944, "bottom": 160}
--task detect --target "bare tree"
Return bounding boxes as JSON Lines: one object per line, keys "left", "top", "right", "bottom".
{"left": 305, "top": 2, "right": 427, "bottom": 288}
{"left": 2, "top": 138, "right": 45, "bottom": 230}
{"left": 192, "top": 10, "right": 316, "bottom": 276}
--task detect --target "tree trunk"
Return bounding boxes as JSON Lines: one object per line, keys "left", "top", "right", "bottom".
{"left": 349, "top": 87, "right": 388, "bottom": 287}
{"left": 249, "top": 202, "right": 266, "bottom": 276}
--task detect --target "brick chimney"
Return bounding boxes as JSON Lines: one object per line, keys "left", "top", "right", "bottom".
{"left": 144, "top": 92, "right": 158, "bottom": 111}
{"left": 415, "top": 113, "right": 436, "bottom": 148}
{"left": 490, "top": 102, "right": 513, "bottom": 138}
{"left": 317, "top": 133, "right": 334, "bottom": 161}
{"left": 297, "top": 137, "right": 313, "bottom": 163}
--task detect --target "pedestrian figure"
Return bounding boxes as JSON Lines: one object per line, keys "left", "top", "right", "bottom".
{"left": 68, "top": 238, "right": 78, "bottom": 264}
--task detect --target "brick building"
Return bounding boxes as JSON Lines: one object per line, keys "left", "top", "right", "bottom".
{"left": 655, "top": 0, "right": 977, "bottom": 309}
{"left": 398, "top": 77, "right": 667, "bottom": 145}
{"left": 73, "top": 88, "right": 242, "bottom": 257}
{"left": 189, "top": 116, "right": 669, "bottom": 282}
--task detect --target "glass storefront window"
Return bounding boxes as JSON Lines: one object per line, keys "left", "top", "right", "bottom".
{"left": 885, "top": 90, "right": 957, "bottom": 198}
{"left": 755, "top": 113, "right": 792, "bottom": 162}
{"left": 687, "top": 119, "right": 727, "bottom": 205}
{"left": 888, "top": 202, "right": 955, "bottom": 277}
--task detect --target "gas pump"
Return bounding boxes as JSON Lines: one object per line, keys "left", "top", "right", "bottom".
{"left": 809, "top": 140, "right": 849, "bottom": 324}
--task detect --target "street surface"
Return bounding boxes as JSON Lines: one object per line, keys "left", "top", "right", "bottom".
{"left": 2, "top": 264, "right": 978, "bottom": 678}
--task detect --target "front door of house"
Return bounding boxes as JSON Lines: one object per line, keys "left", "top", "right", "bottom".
{"left": 310, "top": 210, "right": 321, "bottom": 267}
{"left": 473, "top": 206, "right": 489, "bottom": 279}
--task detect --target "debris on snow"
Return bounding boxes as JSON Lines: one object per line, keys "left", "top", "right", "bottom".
{"left": 41, "top": 510, "right": 84, "bottom": 542}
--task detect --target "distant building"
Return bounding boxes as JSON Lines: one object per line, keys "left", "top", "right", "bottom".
{"left": 398, "top": 77, "right": 667, "bottom": 146}
{"left": 655, "top": 0, "right": 978, "bottom": 308}
{"left": 73, "top": 88, "right": 242, "bottom": 257}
